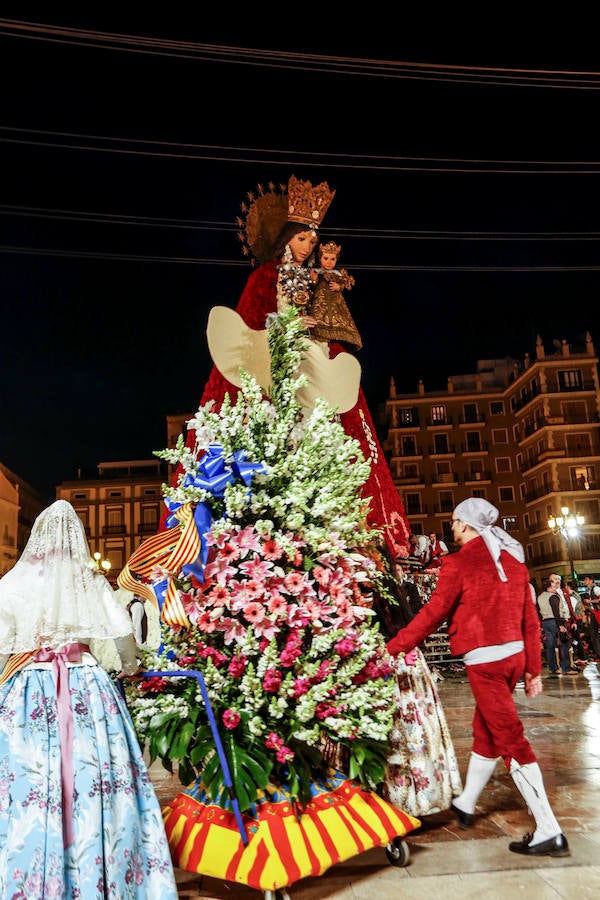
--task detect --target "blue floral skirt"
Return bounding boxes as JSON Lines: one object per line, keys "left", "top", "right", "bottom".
{"left": 0, "top": 662, "right": 177, "bottom": 900}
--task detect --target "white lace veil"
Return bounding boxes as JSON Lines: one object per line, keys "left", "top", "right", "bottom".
{"left": 0, "top": 499, "right": 133, "bottom": 654}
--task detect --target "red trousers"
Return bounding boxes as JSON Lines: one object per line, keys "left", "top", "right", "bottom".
{"left": 465, "top": 651, "right": 537, "bottom": 769}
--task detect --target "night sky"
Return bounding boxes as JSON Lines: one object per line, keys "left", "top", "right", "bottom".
{"left": 2, "top": 15, "right": 600, "bottom": 502}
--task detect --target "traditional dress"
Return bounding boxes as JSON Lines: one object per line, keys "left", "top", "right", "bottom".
{"left": 0, "top": 500, "right": 177, "bottom": 900}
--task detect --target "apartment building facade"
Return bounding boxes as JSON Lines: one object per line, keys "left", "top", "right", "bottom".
{"left": 55, "top": 459, "right": 168, "bottom": 584}
{"left": 383, "top": 332, "right": 600, "bottom": 587}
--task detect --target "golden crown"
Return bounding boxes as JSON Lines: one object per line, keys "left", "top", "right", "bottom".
{"left": 287, "top": 175, "right": 335, "bottom": 228}
{"left": 320, "top": 240, "right": 341, "bottom": 257}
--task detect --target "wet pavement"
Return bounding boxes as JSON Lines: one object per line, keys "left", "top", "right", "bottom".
{"left": 150, "top": 660, "right": 600, "bottom": 899}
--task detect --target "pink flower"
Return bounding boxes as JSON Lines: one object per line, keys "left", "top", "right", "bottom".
{"left": 221, "top": 618, "right": 246, "bottom": 644}
{"left": 328, "top": 583, "right": 348, "bottom": 603}
{"left": 283, "top": 571, "right": 307, "bottom": 595}
{"left": 263, "top": 669, "right": 282, "bottom": 693}
{"left": 234, "top": 526, "right": 263, "bottom": 556}
{"left": 195, "top": 610, "right": 218, "bottom": 633}
{"left": 334, "top": 636, "right": 357, "bottom": 658}
{"left": 242, "top": 602, "right": 266, "bottom": 624}
{"left": 244, "top": 579, "right": 265, "bottom": 600}
{"left": 228, "top": 655, "right": 247, "bottom": 677}
{"left": 266, "top": 595, "right": 288, "bottom": 618}
{"left": 276, "top": 744, "right": 295, "bottom": 763}
{"left": 239, "top": 557, "right": 274, "bottom": 579}
{"left": 262, "top": 539, "right": 283, "bottom": 560}
{"left": 223, "top": 708, "right": 241, "bottom": 729}
{"left": 220, "top": 541, "right": 241, "bottom": 562}
{"left": 313, "top": 660, "right": 334, "bottom": 683}
{"left": 265, "top": 732, "right": 283, "bottom": 750}
{"left": 315, "top": 702, "right": 343, "bottom": 720}
{"left": 292, "top": 677, "right": 311, "bottom": 697}
{"left": 312, "top": 565, "right": 331, "bottom": 587}
{"left": 207, "top": 584, "right": 229, "bottom": 606}
{"left": 199, "top": 646, "right": 227, "bottom": 666}
{"left": 252, "top": 619, "right": 280, "bottom": 640}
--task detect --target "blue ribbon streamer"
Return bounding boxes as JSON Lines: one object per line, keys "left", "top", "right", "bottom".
{"left": 142, "top": 669, "right": 248, "bottom": 845}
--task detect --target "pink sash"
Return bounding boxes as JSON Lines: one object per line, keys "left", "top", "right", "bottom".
{"left": 35, "top": 643, "right": 90, "bottom": 848}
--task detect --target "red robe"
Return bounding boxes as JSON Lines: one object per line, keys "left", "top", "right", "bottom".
{"left": 171, "top": 260, "right": 410, "bottom": 557}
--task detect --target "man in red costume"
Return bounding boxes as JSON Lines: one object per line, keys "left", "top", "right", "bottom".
{"left": 386, "top": 497, "right": 569, "bottom": 858}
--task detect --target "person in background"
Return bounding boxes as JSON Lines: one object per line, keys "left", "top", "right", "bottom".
{"left": 538, "top": 574, "right": 573, "bottom": 676}
{"left": 386, "top": 498, "right": 569, "bottom": 858}
{"left": 0, "top": 500, "right": 178, "bottom": 899}
{"left": 581, "top": 574, "right": 600, "bottom": 661}
{"left": 394, "top": 561, "right": 424, "bottom": 618}
{"left": 564, "top": 580, "right": 587, "bottom": 664}
{"left": 424, "top": 531, "right": 449, "bottom": 569}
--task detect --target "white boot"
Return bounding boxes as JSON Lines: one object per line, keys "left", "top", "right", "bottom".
{"left": 453, "top": 752, "right": 499, "bottom": 815}
{"left": 510, "top": 759, "right": 562, "bottom": 844}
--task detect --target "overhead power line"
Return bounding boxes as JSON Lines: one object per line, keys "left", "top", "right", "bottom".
{"left": 1, "top": 126, "right": 600, "bottom": 174}
{"left": 1, "top": 19, "right": 600, "bottom": 89}
{"left": 2, "top": 203, "right": 600, "bottom": 241}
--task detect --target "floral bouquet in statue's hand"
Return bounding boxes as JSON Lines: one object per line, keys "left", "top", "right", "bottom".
{"left": 125, "top": 306, "right": 397, "bottom": 813}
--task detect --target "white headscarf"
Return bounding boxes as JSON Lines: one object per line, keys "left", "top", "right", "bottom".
{"left": 453, "top": 498, "right": 525, "bottom": 582}
{"left": 0, "top": 500, "right": 133, "bottom": 655}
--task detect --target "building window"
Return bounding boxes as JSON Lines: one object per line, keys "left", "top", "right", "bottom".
{"left": 558, "top": 369, "right": 582, "bottom": 390}
{"left": 405, "top": 492, "right": 422, "bottom": 515}
{"left": 402, "top": 436, "right": 417, "bottom": 455}
{"left": 430, "top": 405, "right": 446, "bottom": 424}
{"left": 463, "top": 403, "right": 479, "bottom": 423}
{"left": 73, "top": 492, "right": 88, "bottom": 500}
{"left": 107, "top": 507, "right": 124, "bottom": 528}
{"left": 438, "top": 491, "right": 454, "bottom": 512}
{"left": 105, "top": 546, "right": 124, "bottom": 571}
{"left": 433, "top": 433, "right": 449, "bottom": 454}
{"left": 109, "top": 490, "right": 123, "bottom": 498}
{"left": 472, "top": 488, "right": 486, "bottom": 499}
{"left": 492, "top": 428, "right": 508, "bottom": 444}
{"left": 496, "top": 457, "right": 512, "bottom": 473}
{"left": 465, "top": 431, "right": 482, "bottom": 452}
{"left": 490, "top": 401, "right": 504, "bottom": 415}
{"left": 498, "top": 486, "right": 515, "bottom": 503}
{"left": 143, "top": 488, "right": 159, "bottom": 496}
{"left": 75, "top": 508, "right": 89, "bottom": 528}
{"left": 572, "top": 466, "right": 593, "bottom": 490}
{"left": 399, "top": 408, "right": 416, "bottom": 425}
{"left": 141, "top": 504, "right": 159, "bottom": 527}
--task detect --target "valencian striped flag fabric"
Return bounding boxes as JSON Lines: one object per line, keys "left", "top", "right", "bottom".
{"left": 162, "top": 770, "right": 420, "bottom": 892}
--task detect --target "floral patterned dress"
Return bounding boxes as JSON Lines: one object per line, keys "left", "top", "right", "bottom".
{"left": 382, "top": 648, "right": 463, "bottom": 817}
{"left": 0, "top": 660, "right": 178, "bottom": 900}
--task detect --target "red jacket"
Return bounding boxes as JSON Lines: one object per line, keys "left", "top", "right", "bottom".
{"left": 386, "top": 535, "right": 542, "bottom": 677}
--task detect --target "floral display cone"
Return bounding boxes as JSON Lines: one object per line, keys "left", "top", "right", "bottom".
{"left": 122, "top": 307, "right": 420, "bottom": 888}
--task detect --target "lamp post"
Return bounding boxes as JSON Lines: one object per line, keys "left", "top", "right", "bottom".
{"left": 92, "top": 550, "right": 111, "bottom": 579}
{"left": 547, "top": 506, "right": 584, "bottom": 581}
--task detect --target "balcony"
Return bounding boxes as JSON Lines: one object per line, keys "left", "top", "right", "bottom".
{"left": 428, "top": 444, "right": 457, "bottom": 456}
{"left": 460, "top": 442, "right": 489, "bottom": 454}
{"left": 102, "top": 524, "right": 127, "bottom": 535}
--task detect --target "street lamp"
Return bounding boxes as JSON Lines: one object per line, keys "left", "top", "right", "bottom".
{"left": 92, "top": 550, "right": 111, "bottom": 578}
{"left": 547, "top": 506, "right": 584, "bottom": 580}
